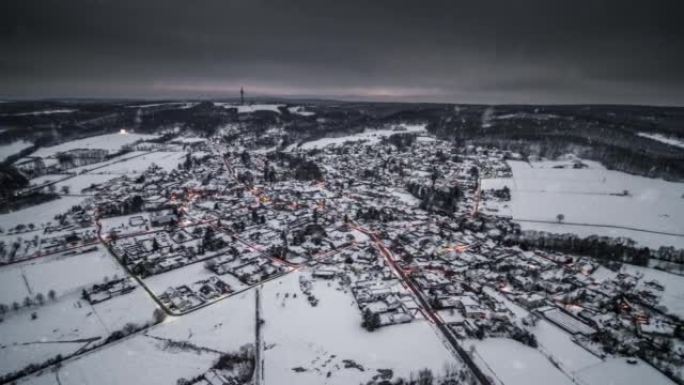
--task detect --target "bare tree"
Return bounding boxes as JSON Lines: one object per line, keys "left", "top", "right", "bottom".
{"left": 556, "top": 213, "right": 565, "bottom": 223}
{"left": 153, "top": 308, "right": 167, "bottom": 323}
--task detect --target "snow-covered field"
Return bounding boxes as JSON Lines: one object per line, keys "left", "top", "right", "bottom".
{"left": 0, "top": 140, "right": 33, "bottom": 161}
{"left": 28, "top": 174, "right": 69, "bottom": 188}
{"left": 30, "top": 151, "right": 175, "bottom": 194}
{"left": 481, "top": 285, "right": 677, "bottom": 385}
{"left": 25, "top": 291, "right": 254, "bottom": 385}
{"left": 214, "top": 102, "right": 284, "bottom": 114}
{"left": 638, "top": 132, "right": 684, "bottom": 149}
{"left": 0, "top": 245, "right": 124, "bottom": 305}
{"left": 622, "top": 264, "right": 684, "bottom": 318}
{"left": 465, "top": 338, "right": 573, "bottom": 385}
{"left": 0, "top": 196, "right": 87, "bottom": 229}
{"left": 288, "top": 106, "right": 315, "bottom": 116}
{"left": 54, "top": 173, "right": 124, "bottom": 194}
{"left": 389, "top": 187, "right": 421, "bottom": 206}
{"left": 128, "top": 102, "right": 197, "bottom": 109}
{"left": 576, "top": 358, "right": 675, "bottom": 385}
{"left": 90, "top": 151, "right": 185, "bottom": 174}
{"left": 67, "top": 151, "right": 149, "bottom": 174}
{"left": 482, "top": 160, "right": 684, "bottom": 249}
{"left": 288, "top": 124, "right": 427, "bottom": 151}
{"left": 3, "top": 109, "right": 76, "bottom": 117}
{"left": 0, "top": 281, "right": 157, "bottom": 378}
{"left": 483, "top": 287, "right": 601, "bottom": 372}
{"left": 261, "top": 272, "right": 457, "bottom": 384}
{"left": 32, "top": 133, "right": 158, "bottom": 157}
{"left": 172, "top": 136, "right": 206, "bottom": 144}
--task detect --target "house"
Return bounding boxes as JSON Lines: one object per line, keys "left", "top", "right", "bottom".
{"left": 519, "top": 293, "right": 546, "bottom": 308}
{"left": 463, "top": 304, "right": 488, "bottom": 319}
{"left": 312, "top": 269, "right": 336, "bottom": 279}
{"left": 150, "top": 210, "right": 177, "bottom": 227}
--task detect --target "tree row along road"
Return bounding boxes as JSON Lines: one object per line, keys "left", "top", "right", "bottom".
{"left": 254, "top": 286, "right": 264, "bottom": 385}
{"left": 352, "top": 222, "right": 492, "bottom": 385}
{"left": 1, "top": 239, "right": 101, "bottom": 267}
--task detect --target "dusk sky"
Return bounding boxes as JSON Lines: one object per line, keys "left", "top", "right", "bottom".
{"left": 2, "top": 0, "right": 683, "bottom": 105}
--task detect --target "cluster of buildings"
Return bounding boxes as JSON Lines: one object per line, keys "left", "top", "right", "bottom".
{"left": 83, "top": 277, "right": 136, "bottom": 305}
{"left": 3, "top": 125, "right": 680, "bottom": 382}
{"left": 159, "top": 276, "right": 232, "bottom": 312}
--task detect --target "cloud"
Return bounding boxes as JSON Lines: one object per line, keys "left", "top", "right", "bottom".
{"left": 1, "top": 0, "right": 683, "bottom": 104}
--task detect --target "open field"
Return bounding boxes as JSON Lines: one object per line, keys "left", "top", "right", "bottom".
{"left": 90, "top": 151, "right": 186, "bottom": 174}
{"left": 465, "top": 338, "right": 573, "bottom": 385}
{"left": 576, "top": 358, "right": 676, "bottom": 385}
{"left": 0, "top": 196, "right": 87, "bottom": 229}
{"left": 32, "top": 133, "right": 158, "bottom": 158}
{"left": 0, "top": 140, "right": 33, "bottom": 161}
{"left": 24, "top": 291, "right": 254, "bottom": 385}
{"left": 638, "top": 132, "right": 684, "bottom": 149}
{"left": 622, "top": 264, "right": 684, "bottom": 319}
{"left": 214, "top": 102, "right": 284, "bottom": 114}
{"left": 287, "top": 124, "right": 427, "bottom": 151}
{"left": 0, "top": 284, "right": 157, "bottom": 378}
{"left": 54, "top": 174, "right": 124, "bottom": 194}
{"left": 482, "top": 159, "right": 684, "bottom": 249}
{"left": 261, "top": 271, "right": 458, "bottom": 385}
{"left": 0, "top": 245, "right": 123, "bottom": 304}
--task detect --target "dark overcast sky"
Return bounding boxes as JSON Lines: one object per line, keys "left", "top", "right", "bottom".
{"left": 1, "top": 0, "right": 683, "bottom": 105}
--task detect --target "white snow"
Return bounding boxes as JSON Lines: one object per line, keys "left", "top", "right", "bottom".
{"left": 0, "top": 279, "right": 157, "bottom": 378}
{"left": 28, "top": 174, "right": 67, "bottom": 188}
{"left": 485, "top": 160, "right": 684, "bottom": 249}
{"left": 66, "top": 151, "right": 149, "bottom": 174}
{"left": 638, "top": 132, "right": 684, "bottom": 149}
{"left": 576, "top": 358, "right": 675, "bottom": 385}
{"left": 214, "top": 102, "right": 284, "bottom": 114}
{"left": 0, "top": 245, "right": 123, "bottom": 305}
{"left": 389, "top": 188, "right": 421, "bottom": 206}
{"left": 24, "top": 291, "right": 254, "bottom": 385}
{"left": 54, "top": 173, "right": 123, "bottom": 194}
{"left": 262, "top": 272, "right": 457, "bottom": 385}
{"left": 90, "top": 151, "right": 186, "bottom": 174}
{"left": 465, "top": 338, "right": 573, "bottom": 385}
{"left": 144, "top": 262, "right": 246, "bottom": 298}
{"left": 33, "top": 133, "right": 159, "bottom": 157}
{"left": 0, "top": 140, "right": 33, "bottom": 161}
{"left": 0, "top": 196, "right": 87, "bottom": 229}
{"left": 4, "top": 109, "right": 76, "bottom": 117}
{"left": 173, "top": 136, "right": 206, "bottom": 144}
{"left": 288, "top": 106, "right": 315, "bottom": 116}
{"left": 494, "top": 112, "right": 560, "bottom": 121}
{"left": 128, "top": 102, "right": 198, "bottom": 109}
{"left": 621, "top": 264, "right": 684, "bottom": 319}
{"left": 483, "top": 287, "right": 601, "bottom": 373}
{"left": 289, "top": 124, "right": 427, "bottom": 151}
